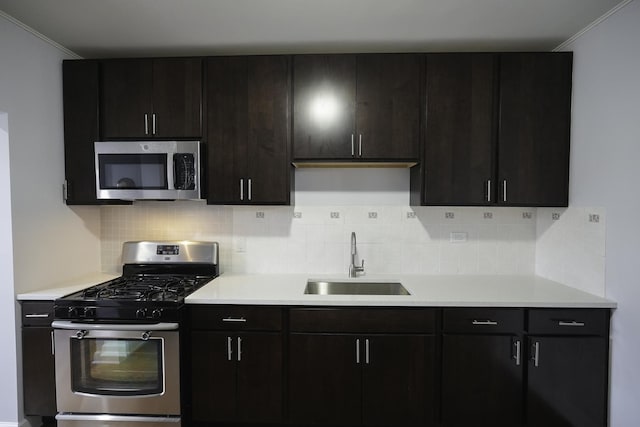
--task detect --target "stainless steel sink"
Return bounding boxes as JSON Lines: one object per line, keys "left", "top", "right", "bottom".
{"left": 304, "top": 280, "right": 411, "bottom": 296}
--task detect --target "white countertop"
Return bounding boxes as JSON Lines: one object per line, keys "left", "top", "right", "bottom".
{"left": 15, "top": 272, "right": 616, "bottom": 308}
{"left": 16, "top": 273, "right": 119, "bottom": 300}
{"left": 186, "top": 273, "right": 617, "bottom": 308}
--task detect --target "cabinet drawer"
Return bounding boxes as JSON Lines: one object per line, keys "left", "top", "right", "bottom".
{"left": 528, "top": 308, "right": 610, "bottom": 336}
{"left": 190, "top": 305, "right": 283, "bottom": 331}
{"left": 289, "top": 308, "right": 437, "bottom": 333}
{"left": 443, "top": 308, "right": 524, "bottom": 334}
{"left": 21, "top": 301, "right": 54, "bottom": 327}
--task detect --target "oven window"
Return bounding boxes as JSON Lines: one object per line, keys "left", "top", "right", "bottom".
{"left": 98, "top": 154, "right": 168, "bottom": 190}
{"left": 70, "top": 338, "right": 163, "bottom": 396}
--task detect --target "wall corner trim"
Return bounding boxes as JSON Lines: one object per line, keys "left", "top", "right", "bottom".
{"left": 0, "top": 9, "right": 82, "bottom": 59}
{"left": 554, "top": 0, "right": 635, "bottom": 51}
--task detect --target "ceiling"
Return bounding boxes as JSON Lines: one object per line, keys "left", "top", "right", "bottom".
{"left": 0, "top": 0, "right": 626, "bottom": 58}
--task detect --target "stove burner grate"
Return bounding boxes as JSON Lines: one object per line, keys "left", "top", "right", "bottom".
{"left": 80, "top": 275, "right": 212, "bottom": 302}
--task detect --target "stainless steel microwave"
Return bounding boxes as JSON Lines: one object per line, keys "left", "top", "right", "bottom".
{"left": 94, "top": 141, "right": 201, "bottom": 201}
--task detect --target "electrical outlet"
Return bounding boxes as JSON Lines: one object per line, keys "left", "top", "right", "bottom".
{"left": 450, "top": 232, "right": 468, "bottom": 243}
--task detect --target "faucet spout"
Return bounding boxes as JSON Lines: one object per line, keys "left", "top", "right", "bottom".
{"left": 349, "top": 232, "right": 365, "bottom": 278}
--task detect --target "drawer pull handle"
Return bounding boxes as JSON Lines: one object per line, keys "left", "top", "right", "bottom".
{"left": 472, "top": 320, "right": 498, "bottom": 326}
{"left": 356, "top": 338, "right": 360, "bottom": 364}
{"left": 222, "top": 317, "right": 247, "bottom": 323}
{"left": 25, "top": 313, "right": 50, "bottom": 318}
{"left": 227, "top": 336, "right": 233, "bottom": 361}
{"left": 558, "top": 320, "right": 585, "bottom": 327}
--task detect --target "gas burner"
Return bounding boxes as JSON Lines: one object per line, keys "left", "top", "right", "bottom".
{"left": 55, "top": 241, "right": 219, "bottom": 322}
{"left": 79, "top": 275, "right": 214, "bottom": 303}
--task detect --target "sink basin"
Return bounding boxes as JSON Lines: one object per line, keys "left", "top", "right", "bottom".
{"left": 304, "top": 280, "right": 411, "bottom": 296}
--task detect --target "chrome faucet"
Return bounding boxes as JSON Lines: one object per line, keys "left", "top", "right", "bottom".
{"left": 349, "top": 232, "right": 365, "bottom": 277}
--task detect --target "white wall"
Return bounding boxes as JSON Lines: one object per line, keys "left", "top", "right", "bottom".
{"left": 556, "top": 1, "right": 640, "bottom": 425}
{"left": 0, "top": 15, "right": 102, "bottom": 426}
{"left": 0, "top": 112, "right": 19, "bottom": 425}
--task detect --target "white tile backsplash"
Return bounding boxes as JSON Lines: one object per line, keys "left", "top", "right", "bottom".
{"left": 535, "top": 207, "right": 606, "bottom": 296}
{"left": 100, "top": 204, "right": 567, "bottom": 278}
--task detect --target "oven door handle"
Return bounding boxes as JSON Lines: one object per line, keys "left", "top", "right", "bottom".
{"left": 56, "top": 414, "right": 181, "bottom": 423}
{"left": 52, "top": 321, "right": 179, "bottom": 331}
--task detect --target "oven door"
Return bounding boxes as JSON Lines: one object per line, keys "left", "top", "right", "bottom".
{"left": 53, "top": 321, "right": 180, "bottom": 416}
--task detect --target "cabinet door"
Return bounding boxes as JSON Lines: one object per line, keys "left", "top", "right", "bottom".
{"left": 236, "top": 332, "right": 283, "bottom": 423}
{"left": 293, "top": 54, "right": 357, "bottom": 159}
{"left": 423, "top": 54, "right": 497, "bottom": 205}
{"left": 442, "top": 334, "right": 523, "bottom": 427}
{"left": 498, "top": 53, "right": 572, "bottom": 206}
{"left": 246, "top": 55, "right": 291, "bottom": 204}
{"left": 152, "top": 58, "right": 202, "bottom": 138}
{"left": 63, "top": 60, "right": 101, "bottom": 205}
{"left": 22, "top": 327, "right": 56, "bottom": 416}
{"left": 101, "top": 59, "right": 153, "bottom": 139}
{"left": 289, "top": 333, "right": 362, "bottom": 425}
{"left": 206, "top": 57, "right": 249, "bottom": 204}
{"left": 362, "top": 335, "right": 435, "bottom": 427}
{"left": 356, "top": 54, "right": 421, "bottom": 160}
{"left": 527, "top": 336, "right": 608, "bottom": 427}
{"left": 190, "top": 331, "right": 237, "bottom": 422}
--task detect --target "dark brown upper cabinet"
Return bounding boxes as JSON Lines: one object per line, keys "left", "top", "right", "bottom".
{"left": 420, "top": 53, "right": 498, "bottom": 205}
{"left": 413, "top": 52, "right": 572, "bottom": 207}
{"left": 293, "top": 54, "right": 421, "bottom": 162}
{"left": 498, "top": 52, "right": 572, "bottom": 206}
{"left": 206, "top": 56, "right": 291, "bottom": 205}
{"left": 101, "top": 58, "right": 202, "bottom": 139}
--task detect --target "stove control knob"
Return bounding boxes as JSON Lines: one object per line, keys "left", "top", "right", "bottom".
{"left": 151, "top": 309, "right": 163, "bottom": 319}
{"left": 136, "top": 309, "right": 148, "bottom": 319}
{"left": 83, "top": 307, "right": 96, "bottom": 318}
{"left": 67, "top": 307, "right": 79, "bottom": 318}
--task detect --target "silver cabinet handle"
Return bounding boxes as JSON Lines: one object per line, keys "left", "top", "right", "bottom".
{"left": 227, "top": 336, "right": 233, "bottom": 361}
{"left": 532, "top": 341, "right": 540, "bottom": 367}
{"left": 248, "top": 178, "right": 252, "bottom": 201}
{"left": 365, "top": 338, "right": 370, "bottom": 364}
{"left": 487, "top": 180, "right": 492, "bottom": 202}
{"left": 558, "top": 320, "right": 585, "bottom": 327}
{"left": 503, "top": 180, "right": 507, "bottom": 202}
{"left": 222, "top": 317, "right": 247, "bottom": 323}
{"left": 513, "top": 340, "right": 521, "bottom": 366}
{"left": 237, "top": 337, "right": 242, "bottom": 362}
{"left": 358, "top": 134, "right": 363, "bottom": 157}
{"left": 144, "top": 114, "right": 149, "bottom": 135}
{"left": 152, "top": 113, "right": 157, "bottom": 135}
{"left": 25, "top": 313, "right": 50, "bottom": 318}
{"left": 240, "top": 179, "right": 244, "bottom": 201}
{"left": 351, "top": 134, "right": 355, "bottom": 157}
{"left": 472, "top": 320, "right": 498, "bottom": 326}
{"left": 50, "top": 330, "right": 55, "bottom": 356}
{"left": 356, "top": 338, "right": 360, "bottom": 364}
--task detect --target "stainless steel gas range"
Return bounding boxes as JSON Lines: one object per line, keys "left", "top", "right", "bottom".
{"left": 52, "top": 241, "right": 219, "bottom": 427}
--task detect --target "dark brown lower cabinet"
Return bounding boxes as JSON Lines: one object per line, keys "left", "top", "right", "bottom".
{"left": 21, "top": 301, "right": 56, "bottom": 421}
{"left": 22, "top": 327, "right": 56, "bottom": 416}
{"left": 442, "top": 334, "right": 523, "bottom": 427}
{"left": 527, "top": 336, "right": 608, "bottom": 427}
{"left": 288, "top": 333, "right": 434, "bottom": 426}
{"left": 191, "top": 331, "right": 283, "bottom": 424}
